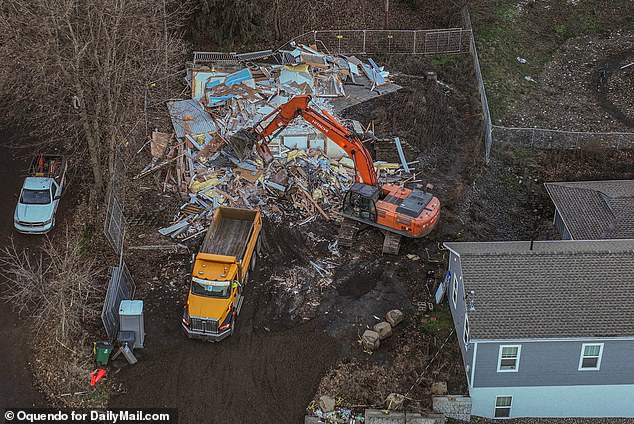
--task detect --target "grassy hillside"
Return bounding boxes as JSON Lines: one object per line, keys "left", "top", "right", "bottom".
{"left": 471, "top": 0, "right": 634, "bottom": 120}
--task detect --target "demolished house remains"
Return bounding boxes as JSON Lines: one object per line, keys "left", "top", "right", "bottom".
{"left": 138, "top": 43, "right": 423, "bottom": 240}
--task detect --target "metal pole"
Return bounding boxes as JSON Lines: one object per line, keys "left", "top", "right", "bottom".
{"left": 363, "top": 30, "right": 366, "bottom": 54}
{"left": 384, "top": 0, "right": 389, "bottom": 29}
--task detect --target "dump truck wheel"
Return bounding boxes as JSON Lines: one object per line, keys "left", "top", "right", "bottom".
{"left": 230, "top": 316, "right": 236, "bottom": 335}
{"left": 256, "top": 234, "right": 262, "bottom": 256}
{"left": 250, "top": 251, "right": 257, "bottom": 271}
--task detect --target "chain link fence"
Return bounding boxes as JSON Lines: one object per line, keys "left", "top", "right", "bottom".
{"left": 463, "top": 8, "right": 492, "bottom": 164}
{"left": 492, "top": 126, "right": 634, "bottom": 150}
{"left": 101, "top": 146, "right": 135, "bottom": 342}
{"left": 101, "top": 259, "right": 136, "bottom": 341}
{"left": 287, "top": 28, "right": 471, "bottom": 56}
{"left": 104, "top": 190, "right": 125, "bottom": 256}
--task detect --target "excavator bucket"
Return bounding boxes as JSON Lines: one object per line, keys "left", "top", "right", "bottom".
{"left": 227, "top": 129, "right": 257, "bottom": 161}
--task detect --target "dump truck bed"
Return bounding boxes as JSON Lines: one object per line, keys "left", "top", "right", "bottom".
{"left": 201, "top": 207, "right": 257, "bottom": 261}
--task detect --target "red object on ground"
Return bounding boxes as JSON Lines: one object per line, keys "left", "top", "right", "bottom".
{"left": 90, "top": 368, "right": 107, "bottom": 386}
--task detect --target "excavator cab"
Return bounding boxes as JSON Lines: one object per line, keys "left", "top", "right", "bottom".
{"left": 342, "top": 182, "right": 379, "bottom": 222}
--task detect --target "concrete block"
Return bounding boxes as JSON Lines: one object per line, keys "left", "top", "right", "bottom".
{"left": 405, "top": 413, "right": 445, "bottom": 424}
{"left": 432, "top": 395, "right": 471, "bottom": 422}
{"left": 365, "top": 410, "right": 445, "bottom": 424}
{"left": 362, "top": 330, "right": 381, "bottom": 351}
{"left": 386, "top": 309, "right": 404, "bottom": 327}
{"left": 318, "top": 395, "right": 336, "bottom": 413}
{"left": 431, "top": 381, "right": 447, "bottom": 395}
{"left": 365, "top": 409, "right": 406, "bottom": 424}
{"left": 373, "top": 321, "right": 393, "bottom": 340}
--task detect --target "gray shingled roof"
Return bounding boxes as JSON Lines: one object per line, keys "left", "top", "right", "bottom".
{"left": 544, "top": 180, "right": 634, "bottom": 239}
{"left": 444, "top": 240, "right": 634, "bottom": 340}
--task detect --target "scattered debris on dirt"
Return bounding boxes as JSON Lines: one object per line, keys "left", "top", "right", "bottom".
{"left": 502, "top": 36, "right": 634, "bottom": 131}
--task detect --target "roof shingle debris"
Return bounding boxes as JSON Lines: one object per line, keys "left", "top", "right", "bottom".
{"left": 444, "top": 239, "right": 634, "bottom": 340}
{"left": 545, "top": 180, "right": 634, "bottom": 239}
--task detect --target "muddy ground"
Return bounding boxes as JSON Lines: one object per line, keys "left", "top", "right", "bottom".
{"left": 0, "top": 141, "right": 45, "bottom": 409}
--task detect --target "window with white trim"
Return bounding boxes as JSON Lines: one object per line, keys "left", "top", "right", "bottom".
{"left": 463, "top": 314, "right": 469, "bottom": 345}
{"left": 494, "top": 396, "right": 512, "bottom": 418}
{"left": 497, "top": 345, "right": 521, "bottom": 372}
{"left": 452, "top": 274, "right": 458, "bottom": 308}
{"left": 578, "top": 343, "right": 603, "bottom": 370}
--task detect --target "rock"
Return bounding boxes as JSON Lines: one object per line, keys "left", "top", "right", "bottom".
{"left": 373, "top": 321, "right": 392, "bottom": 340}
{"left": 318, "top": 395, "right": 336, "bottom": 413}
{"left": 431, "top": 381, "right": 447, "bottom": 395}
{"left": 386, "top": 309, "right": 404, "bottom": 327}
{"left": 362, "top": 330, "right": 380, "bottom": 351}
{"left": 385, "top": 393, "right": 406, "bottom": 410}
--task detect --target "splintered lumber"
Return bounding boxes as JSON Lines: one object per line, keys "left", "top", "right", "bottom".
{"left": 298, "top": 187, "right": 329, "bottom": 220}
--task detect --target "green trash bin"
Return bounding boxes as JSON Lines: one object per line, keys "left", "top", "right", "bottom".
{"left": 94, "top": 341, "right": 113, "bottom": 366}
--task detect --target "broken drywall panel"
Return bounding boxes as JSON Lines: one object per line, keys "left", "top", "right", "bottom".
{"left": 225, "top": 68, "right": 253, "bottom": 87}
{"left": 167, "top": 99, "right": 217, "bottom": 138}
{"left": 282, "top": 135, "right": 309, "bottom": 150}
{"left": 192, "top": 70, "right": 227, "bottom": 100}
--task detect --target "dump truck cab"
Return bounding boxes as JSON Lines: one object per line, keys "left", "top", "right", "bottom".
{"left": 182, "top": 207, "right": 261, "bottom": 341}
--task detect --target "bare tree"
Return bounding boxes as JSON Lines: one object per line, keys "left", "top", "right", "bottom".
{"left": 0, "top": 234, "right": 102, "bottom": 343}
{"left": 0, "top": 0, "right": 189, "bottom": 205}
{"left": 0, "top": 231, "right": 105, "bottom": 403}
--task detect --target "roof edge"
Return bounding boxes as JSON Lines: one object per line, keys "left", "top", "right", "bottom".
{"left": 471, "top": 335, "right": 634, "bottom": 344}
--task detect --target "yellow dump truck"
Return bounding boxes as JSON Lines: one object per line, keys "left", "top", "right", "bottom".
{"left": 182, "top": 207, "right": 262, "bottom": 341}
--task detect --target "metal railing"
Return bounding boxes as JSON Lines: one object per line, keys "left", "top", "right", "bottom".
{"left": 463, "top": 8, "right": 492, "bottom": 164}
{"left": 492, "top": 125, "right": 634, "bottom": 150}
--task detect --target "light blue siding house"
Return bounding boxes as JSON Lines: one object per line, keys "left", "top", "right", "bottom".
{"left": 443, "top": 239, "right": 634, "bottom": 419}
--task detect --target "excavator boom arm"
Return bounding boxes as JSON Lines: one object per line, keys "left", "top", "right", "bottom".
{"left": 251, "top": 95, "right": 377, "bottom": 185}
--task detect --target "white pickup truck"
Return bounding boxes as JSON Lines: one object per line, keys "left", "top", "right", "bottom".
{"left": 14, "top": 154, "right": 67, "bottom": 234}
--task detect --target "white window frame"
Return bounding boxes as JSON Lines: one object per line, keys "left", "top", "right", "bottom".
{"left": 463, "top": 314, "right": 469, "bottom": 345}
{"left": 494, "top": 395, "right": 513, "bottom": 418}
{"left": 497, "top": 345, "right": 521, "bottom": 372}
{"left": 578, "top": 343, "right": 603, "bottom": 371}
{"left": 452, "top": 274, "right": 458, "bottom": 308}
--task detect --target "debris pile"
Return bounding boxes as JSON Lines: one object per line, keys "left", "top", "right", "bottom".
{"left": 138, "top": 45, "right": 405, "bottom": 240}
{"left": 154, "top": 146, "right": 362, "bottom": 239}
{"left": 308, "top": 395, "right": 365, "bottom": 424}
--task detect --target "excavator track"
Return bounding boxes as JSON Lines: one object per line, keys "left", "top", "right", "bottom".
{"left": 382, "top": 231, "right": 402, "bottom": 255}
{"left": 337, "top": 219, "right": 360, "bottom": 247}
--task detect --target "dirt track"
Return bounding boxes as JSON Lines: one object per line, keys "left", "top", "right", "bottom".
{"left": 108, "top": 256, "right": 341, "bottom": 423}
{"left": 0, "top": 140, "right": 44, "bottom": 409}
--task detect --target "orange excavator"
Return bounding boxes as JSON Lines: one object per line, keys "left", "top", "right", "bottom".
{"left": 236, "top": 94, "right": 440, "bottom": 254}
